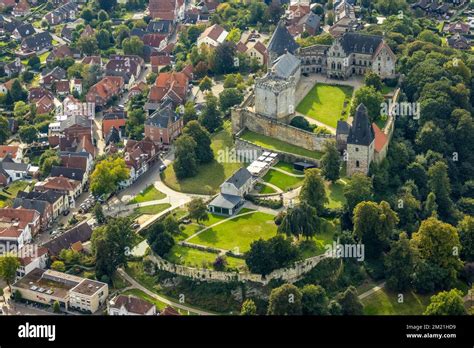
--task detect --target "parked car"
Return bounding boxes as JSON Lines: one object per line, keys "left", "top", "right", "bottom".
{"left": 62, "top": 209, "right": 70, "bottom": 216}
{"left": 159, "top": 164, "right": 167, "bottom": 172}
{"left": 131, "top": 223, "right": 140, "bottom": 229}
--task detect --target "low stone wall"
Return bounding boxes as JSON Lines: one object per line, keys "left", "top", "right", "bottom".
{"left": 235, "top": 137, "right": 320, "bottom": 166}
{"left": 232, "top": 108, "right": 334, "bottom": 153}
{"left": 146, "top": 252, "right": 328, "bottom": 285}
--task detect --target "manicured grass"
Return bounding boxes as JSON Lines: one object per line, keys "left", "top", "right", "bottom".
{"left": 299, "top": 219, "right": 338, "bottom": 258}
{"left": 257, "top": 183, "right": 277, "bottom": 194}
{"left": 262, "top": 169, "right": 303, "bottom": 191}
{"left": 273, "top": 161, "right": 304, "bottom": 175}
{"left": 131, "top": 203, "right": 171, "bottom": 219}
{"left": 0, "top": 181, "right": 30, "bottom": 207}
{"left": 326, "top": 181, "right": 346, "bottom": 209}
{"left": 166, "top": 245, "right": 246, "bottom": 270}
{"left": 188, "top": 212, "right": 277, "bottom": 253}
{"left": 162, "top": 123, "right": 245, "bottom": 194}
{"left": 296, "top": 83, "right": 354, "bottom": 128}
{"left": 38, "top": 51, "right": 49, "bottom": 64}
{"left": 240, "top": 130, "right": 323, "bottom": 160}
{"left": 128, "top": 185, "right": 166, "bottom": 205}
{"left": 381, "top": 85, "right": 396, "bottom": 95}
{"left": 361, "top": 289, "right": 431, "bottom": 315}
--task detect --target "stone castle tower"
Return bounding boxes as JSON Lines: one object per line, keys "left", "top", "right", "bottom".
{"left": 346, "top": 104, "right": 375, "bottom": 176}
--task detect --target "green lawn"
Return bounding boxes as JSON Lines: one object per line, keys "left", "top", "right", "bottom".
{"left": 299, "top": 219, "right": 338, "bottom": 258}
{"left": 128, "top": 185, "right": 166, "bottom": 205}
{"left": 130, "top": 203, "right": 171, "bottom": 220}
{"left": 188, "top": 212, "right": 277, "bottom": 253}
{"left": 362, "top": 289, "right": 431, "bottom": 315}
{"left": 0, "top": 181, "right": 30, "bottom": 207}
{"left": 296, "top": 83, "right": 353, "bottom": 128}
{"left": 256, "top": 183, "right": 277, "bottom": 194}
{"left": 166, "top": 245, "right": 246, "bottom": 270}
{"left": 162, "top": 123, "right": 245, "bottom": 194}
{"left": 240, "top": 130, "right": 322, "bottom": 160}
{"left": 262, "top": 169, "right": 304, "bottom": 191}
{"left": 326, "top": 181, "right": 346, "bottom": 209}
{"left": 273, "top": 161, "right": 304, "bottom": 175}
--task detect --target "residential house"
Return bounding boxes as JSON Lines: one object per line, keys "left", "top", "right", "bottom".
{"left": 12, "top": 0, "right": 30, "bottom": 17}
{"left": 197, "top": 24, "right": 228, "bottom": 47}
{"left": 43, "top": 221, "right": 93, "bottom": 256}
{"left": 0, "top": 156, "right": 32, "bottom": 186}
{"left": 60, "top": 24, "right": 74, "bottom": 42}
{"left": 237, "top": 40, "right": 268, "bottom": 67}
{"left": 12, "top": 23, "right": 35, "bottom": 40}
{"left": 447, "top": 33, "right": 470, "bottom": 49}
{"left": 41, "top": 66, "right": 67, "bottom": 89}
{"left": 21, "top": 31, "right": 53, "bottom": 53}
{"left": 46, "top": 45, "right": 74, "bottom": 64}
{"left": 0, "top": 145, "right": 23, "bottom": 163}
{"left": 13, "top": 197, "right": 53, "bottom": 230}
{"left": 44, "top": 1, "right": 78, "bottom": 25}
{"left": 144, "top": 106, "right": 183, "bottom": 145}
{"left": 50, "top": 165, "right": 86, "bottom": 188}
{"left": 11, "top": 269, "right": 108, "bottom": 313}
{"left": 0, "top": 207, "right": 41, "bottom": 251}
{"left": 35, "top": 95, "right": 55, "bottom": 115}
{"left": 208, "top": 168, "right": 253, "bottom": 216}
{"left": 108, "top": 295, "right": 156, "bottom": 316}
{"left": 86, "top": 76, "right": 124, "bottom": 108}
{"left": 147, "top": 71, "right": 191, "bottom": 112}
{"left": 0, "top": 0, "right": 16, "bottom": 11}
{"left": 54, "top": 80, "right": 70, "bottom": 96}
{"left": 71, "top": 79, "right": 83, "bottom": 95}
{"left": 29, "top": 87, "right": 54, "bottom": 102}
{"left": 445, "top": 21, "right": 470, "bottom": 34}
{"left": 4, "top": 58, "right": 24, "bottom": 77}
{"left": 80, "top": 24, "right": 95, "bottom": 39}
{"left": 105, "top": 55, "right": 144, "bottom": 86}
{"left": 102, "top": 108, "right": 127, "bottom": 138}
{"left": 59, "top": 116, "right": 95, "bottom": 158}
{"left": 287, "top": 11, "right": 321, "bottom": 37}
{"left": 123, "top": 138, "right": 160, "bottom": 186}
{"left": 34, "top": 176, "right": 82, "bottom": 207}
{"left": 60, "top": 152, "right": 91, "bottom": 174}
{"left": 17, "top": 189, "right": 68, "bottom": 219}
{"left": 128, "top": 81, "right": 148, "bottom": 97}
{"left": 81, "top": 55, "right": 102, "bottom": 66}
{"left": 15, "top": 245, "right": 49, "bottom": 279}
{"left": 149, "top": 0, "right": 184, "bottom": 20}
{"left": 57, "top": 95, "right": 95, "bottom": 120}
{"left": 151, "top": 54, "right": 172, "bottom": 73}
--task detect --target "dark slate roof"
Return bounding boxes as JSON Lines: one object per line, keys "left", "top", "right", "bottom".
{"left": 347, "top": 104, "right": 374, "bottom": 146}
{"left": 224, "top": 168, "right": 252, "bottom": 189}
{"left": 60, "top": 151, "right": 90, "bottom": 158}
{"left": 145, "top": 106, "right": 180, "bottom": 128}
{"left": 42, "top": 221, "right": 93, "bottom": 256}
{"left": 0, "top": 156, "right": 29, "bottom": 172}
{"left": 13, "top": 198, "right": 49, "bottom": 215}
{"left": 103, "top": 110, "right": 126, "bottom": 120}
{"left": 15, "top": 23, "right": 35, "bottom": 38}
{"left": 105, "top": 126, "right": 121, "bottom": 145}
{"left": 339, "top": 32, "right": 383, "bottom": 55}
{"left": 60, "top": 115, "right": 92, "bottom": 131}
{"left": 42, "top": 66, "right": 66, "bottom": 79}
{"left": 336, "top": 120, "right": 350, "bottom": 135}
{"left": 209, "top": 193, "right": 242, "bottom": 209}
{"left": 50, "top": 165, "right": 85, "bottom": 182}
{"left": 17, "top": 189, "right": 63, "bottom": 204}
{"left": 147, "top": 20, "right": 172, "bottom": 34}
{"left": 22, "top": 31, "right": 52, "bottom": 50}
{"left": 267, "top": 20, "right": 299, "bottom": 57}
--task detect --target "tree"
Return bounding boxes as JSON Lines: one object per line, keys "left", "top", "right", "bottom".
{"left": 126, "top": 108, "right": 145, "bottom": 140}
{"left": 122, "top": 36, "right": 144, "bottom": 57}
{"left": 364, "top": 71, "right": 383, "bottom": 91}
{"left": 0, "top": 116, "right": 10, "bottom": 144}
{"left": 423, "top": 192, "right": 438, "bottom": 218}
{"left": 92, "top": 217, "right": 135, "bottom": 279}
{"left": 321, "top": 140, "right": 341, "bottom": 182}
{"left": 278, "top": 202, "right": 321, "bottom": 240}
{"left": 424, "top": 289, "right": 467, "bottom": 315}
{"left": 301, "top": 284, "right": 329, "bottom": 315}
{"left": 97, "top": 9, "right": 109, "bottom": 22}
{"left": 9, "top": 79, "right": 27, "bottom": 103}
{"left": 97, "top": 0, "right": 116, "bottom": 11}
{"left": 163, "top": 215, "right": 180, "bottom": 235}
{"left": 0, "top": 255, "right": 20, "bottom": 290}
{"left": 90, "top": 157, "right": 130, "bottom": 197}
{"left": 417, "top": 30, "right": 442, "bottom": 46}
{"left": 151, "top": 232, "right": 174, "bottom": 257}
{"left": 38, "top": 149, "right": 60, "bottom": 177}
{"left": 335, "top": 286, "right": 363, "bottom": 315}
{"left": 81, "top": 8, "right": 95, "bottom": 22}
{"left": 213, "top": 255, "right": 227, "bottom": 271}
{"left": 411, "top": 217, "right": 462, "bottom": 285}
{"left": 458, "top": 216, "right": 474, "bottom": 262}
{"left": 53, "top": 300, "right": 61, "bottom": 313}
{"left": 93, "top": 203, "right": 106, "bottom": 224}
{"left": 183, "top": 101, "right": 197, "bottom": 124}
{"left": 77, "top": 35, "right": 99, "bottom": 55}
{"left": 344, "top": 173, "right": 373, "bottom": 214}
{"left": 96, "top": 29, "right": 112, "bottom": 50}
{"left": 187, "top": 197, "right": 208, "bottom": 224}
{"left": 14, "top": 101, "right": 30, "bottom": 119}
{"left": 240, "top": 299, "right": 257, "bottom": 315}
{"left": 384, "top": 232, "right": 416, "bottom": 291}
{"left": 51, "top": 261, "right": 66, "bottom": 272}
{"left": 28, "top": 56, "right": 41, "bottom": 70}
{"left": 219, "top": 88, "right": 243, "bottom": 113}
{"left": 19, "top": 125, "right": 38, "bottom": 144}
{"left": 173, "top": 135, "right": 198, "bottom": 179}
{"left": 351, "top": 87, "right": 384, "bottom": 122}
{"left": 199, "top": 94, "right": 222, "bottom": 133}
{"left": 299, "top": 168, "right": 327, "bottom": 212}
{"left": 267, "top": 284, "right": 302, "bottom": 315}
{"left": 210, "top": 41, "right": 237, "bottom": 75}
{"left": 428, "top": 161, "right": 454, "bottom": 220}
{"left": 353, "top": 201, "right": 398, "bottom": 258}
{"left": 183, "top": 121, "right": 214, "bottom": 164}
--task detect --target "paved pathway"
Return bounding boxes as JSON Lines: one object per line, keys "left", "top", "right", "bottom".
{"left": 117, "top": 269, "right": 215, "bottom": 315}
{"left": 270, "top": 167, "right": 305, "bottom": 178}
{"left": 358, "top": 282, "right": 386, "bottom": 300}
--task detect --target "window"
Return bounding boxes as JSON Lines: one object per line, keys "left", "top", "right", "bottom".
{"left": 355, "top": 147, "right": 359, "bottom": 152}
{"left": 356, "top": 160, "right": 360, "bottom": 168}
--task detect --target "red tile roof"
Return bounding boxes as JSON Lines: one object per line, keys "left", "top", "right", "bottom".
{"left": 372, "top": 123, "right": 388, "bottom": 153}
{"left": 0, "top": 145, "right": 20, "bottom": 160}
{"left": 149, "top": 71, "right": 189, "bottom": 103}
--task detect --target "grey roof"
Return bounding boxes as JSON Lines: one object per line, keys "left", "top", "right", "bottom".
{"left": 15, "top": 23, "right": 35, "bottom": 38}
{"left": 145, "top": 106, "right": 180, "bottom": 129}
{"left": 267, "top": 20, "right": 299, "bottom": 57}
{"left": 42, "top": 66, "right": 66, "bottom": 79}
{"left": 60, "top": 115, "right": 92, "bottom": 131}
{"left": 147, "top": 20, "right": 172, "bottom": 34}
{"left": 50, "top": 166, "right": 85, "bottom": 182}
{"left": 300, "top": 12, "right": 320, "bottom": 30}
{"left": 224, "top": 168, "right": 252, "bottom": 189}
{"left": 272, "top": 52, "right": 300, "bottom": 79}
{"left": 0, "top": 157, "right": 29, "bottom": 172}
{"left": 17, "top": 189, "right": 63, "bottom": 204}
{"left": 347, "top": 104, "right": 374, "bottom": 146}
{"left": 337, "top": 120, "right": 350, "bottom": 135}
{"left": 42, "top": 221, "right": 93, "bottom": 256}
{"left": 105, "top": 126, "right": 121, "bottom": 145}
{"left": 339, "top": 32, "right": 383, "bottom": 55}
{"left": 13, "top": 198, "right": 49, "bottom": 215}
{"left": 209, "top": 193, "right": 242, "bottom": 209}
{"left": 22, "top": 31, "right": 52, "bottom": 51}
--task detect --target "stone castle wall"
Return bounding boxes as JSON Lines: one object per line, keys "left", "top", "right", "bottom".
{"left": 231, "top": 107, "right": 334, "bottom": 153}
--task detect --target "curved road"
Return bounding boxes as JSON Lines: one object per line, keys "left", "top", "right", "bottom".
{"left": 117, "top": 269, "right": 215, "bottom": 316}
